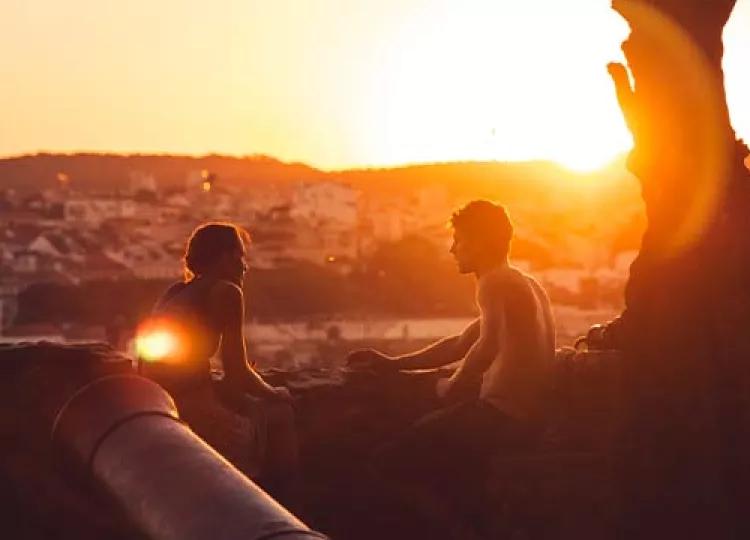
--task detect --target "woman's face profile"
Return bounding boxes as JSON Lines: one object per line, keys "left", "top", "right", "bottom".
{"left": 216, "top": 241, "right": 248, "bottom": 285}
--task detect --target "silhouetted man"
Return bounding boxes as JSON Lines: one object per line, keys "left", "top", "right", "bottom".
{"left": 347, "top": 200, "right": 555, "bottom": 535}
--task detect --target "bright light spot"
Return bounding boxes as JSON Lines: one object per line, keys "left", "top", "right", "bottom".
{"left": 616, "top": 0, "right": 731, "bottom": 257}
{"left": 202, "top": 180, "right": 212, "bottom": 192}
{"left": 136, "top": 330, "right": 178, "bottom": 362}
{"left": 556, "top": 152, "right": 619, "bottom": 174}
{"left": 364, "top": 0, "right": 633, "bottom": 169}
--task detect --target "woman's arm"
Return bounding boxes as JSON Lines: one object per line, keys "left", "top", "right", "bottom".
{"left": 211, "top": 281, "right": 285, "bottom": 400}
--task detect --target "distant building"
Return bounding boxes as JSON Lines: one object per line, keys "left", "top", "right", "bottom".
{"left": 0, "top": 323, "right": 65, "bottom": 343}
{"left": 129, "top": 171, "right": 157, "bottom": 195}
{"left": 71, "top": 252, "right": 133, "bottom": 282}
{"left": 251, "top": 203, "right": 357, "bottom": 270}
{"left": 536, "top": 267, "right": 586, "bottom": 294}
{"left": 11, "top": 250, "right": 42, "bottom": 274}
{"left": 164, "top": 193, "right": 191, "bottom": 208}
{"left": 27, "top": 235, "right": 66, "bottom": 258}
{"left": 291, "top": 182, "right": 358, "bottom": 227}
{"left": 64, "top": 197, "right": 136, "bottom": 225}
{"left": 107, "top": 242, "right": 180, "bottom": 280}
{"left": 185, "top": 170, "right": 207, "bottom": 191}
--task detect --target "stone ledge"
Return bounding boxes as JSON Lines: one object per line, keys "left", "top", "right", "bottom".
{"left": 1, "top": 342, "right": 625, "bottom": 539}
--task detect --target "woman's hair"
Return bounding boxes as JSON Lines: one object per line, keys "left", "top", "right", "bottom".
{"left": 183, "top": 222, "right": 251, "bottom": 282}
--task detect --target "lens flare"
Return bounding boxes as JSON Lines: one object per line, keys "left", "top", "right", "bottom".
{"left": 614, "top": 0, "right": 732, "bottom": 258}
{"left": 135, "top": 319, "right": 184, "bottom": 363}
{"left": 136, "top": 331, "right": 176, "bottom": 361}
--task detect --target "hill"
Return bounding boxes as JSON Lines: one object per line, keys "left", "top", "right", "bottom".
{"left": 0, "top": 152, "right": 639, "bottom": 208}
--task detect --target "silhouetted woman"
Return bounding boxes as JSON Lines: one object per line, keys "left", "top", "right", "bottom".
{"left": 139, "top": 221, "right": 290, "bottom": 405}
{"left": 138, "top": 223, "right": 297, "bottom": 486}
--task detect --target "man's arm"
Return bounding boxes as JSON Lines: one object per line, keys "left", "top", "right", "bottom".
{"left": 346, "top": 319, "right": 480, "bottom": 372}
{"left": 439, "top": 282, "right": 503, "bottom": 398}
{"left": 392, "top": 318, "right": 480, "bottom": 370}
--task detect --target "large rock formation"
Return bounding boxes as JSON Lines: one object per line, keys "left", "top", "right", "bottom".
{"left": 0, "top": 343, "right": 142, "bottom": 539}
{"left": 605, "top": 1, "right": 750, "bottom": 538}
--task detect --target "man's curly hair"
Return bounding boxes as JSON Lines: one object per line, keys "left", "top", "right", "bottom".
{"left": 450, "top": 200, "right": 513, "bottom": 259}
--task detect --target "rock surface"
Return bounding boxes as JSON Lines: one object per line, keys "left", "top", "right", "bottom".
{"left": 2, "top": 342, "right": 626, "bottom": 539}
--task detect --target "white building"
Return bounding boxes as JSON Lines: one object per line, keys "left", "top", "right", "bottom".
{"left": 291, "top": 182, "right": 358, "bottom": 227}
{"left": 129, "top": 171, "right": 157, "bottom": 194}
{"left": 11, "top": 251, "right": 42, "bottom": 273}
{"left": 536, "top": 267, "right": 587, "bottom": 294}
{"left": 27, "top": 235, "right": 64, "bottom": 258}
{"left": 64, "top": 197, "right": 137, "bottom": 225}
{"left": 106, "top": 243, "right": 181, "bottom": 280}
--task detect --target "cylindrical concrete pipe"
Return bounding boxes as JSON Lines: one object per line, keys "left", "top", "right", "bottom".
{"left": 51, "top": 374, "right": 326, "bottom": 540}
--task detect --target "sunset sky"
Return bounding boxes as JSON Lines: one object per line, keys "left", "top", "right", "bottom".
{"left": 1, "top": 0, "right": 748, "bottom": 171}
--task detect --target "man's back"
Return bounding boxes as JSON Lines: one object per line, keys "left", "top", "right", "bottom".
{"left": 478, "top": 265, "right": 555, "bottom": 422}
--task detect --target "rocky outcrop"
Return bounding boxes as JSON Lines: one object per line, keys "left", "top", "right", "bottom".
{"left": 1, "top": 342, "right": 140, "bottom": 539}
{"left": 606, "top": 2, "right": 750, "bottom": 537}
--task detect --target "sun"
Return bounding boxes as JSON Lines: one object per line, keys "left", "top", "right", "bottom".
{"left": 550, "top": 140, "right": 629, "bottom": 173}
{"left": 365, "top": 0, "right": 633, "bottom": 170}
{"left": 557, "top": 155, "right": 613, "bottom": 174}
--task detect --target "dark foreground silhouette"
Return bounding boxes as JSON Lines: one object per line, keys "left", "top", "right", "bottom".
{"left": 1, "top": 341, "right": 621, "bottom": 540}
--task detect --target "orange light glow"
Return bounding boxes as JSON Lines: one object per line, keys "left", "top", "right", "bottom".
{"left": 135, "top": 319, "right": 184, "bottom": 363}
{"left": 0, "top": 1, "right": 747, "bottom": 169}
{"left": 616, "top": 0, "right": 732, "bottom": 257}
{"left": 136, "top": 330, "right": 177, "bottom": 362}
{"left": 202, "top": 181, "right": 212, "bottom": 192}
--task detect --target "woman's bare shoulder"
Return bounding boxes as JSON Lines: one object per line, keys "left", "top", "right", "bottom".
{"left": 207, "top": 279, "right": 243, "bottom": 303}
{"left": 154, "top": 281, "right": 188, "bottom": 311}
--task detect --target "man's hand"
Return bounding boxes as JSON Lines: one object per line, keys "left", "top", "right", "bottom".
{"left": 269, "top": 386, "right": 293, "bottom": 402}
{"left": 435, "top": 376, "right": 454, "bottom": 400}
{"left": 436, "top": 374, "right": 481, "bottom": 402}
{"left": 345, "top": 348, "right": 395, "bottom": 372}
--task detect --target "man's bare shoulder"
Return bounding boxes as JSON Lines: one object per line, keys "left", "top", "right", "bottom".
{"left": 516, "top": 270, "right": 552, "bottom": 305}
{"left": 479, "top": 265, "right": 528, "bottom": 295}
{"left": 479, "top": 266, "right": 552, "bottom": 310}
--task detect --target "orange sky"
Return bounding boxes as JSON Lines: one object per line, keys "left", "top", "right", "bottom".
{"left": 1, "top": 0, "right": 748, "bottom": 171}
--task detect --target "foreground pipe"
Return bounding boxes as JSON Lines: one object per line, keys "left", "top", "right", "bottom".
{"left": 52, "top": 375, "right": 326, "bottom": 540}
